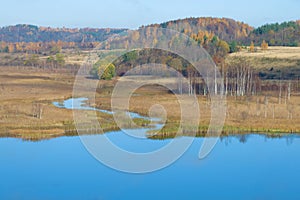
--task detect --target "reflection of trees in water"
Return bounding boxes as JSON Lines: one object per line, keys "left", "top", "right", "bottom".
{"left": 220, "top": 136, "right": 232, "bottom": 146}
{"left": 150, "top": 133, "right": 299, "bottom": 146}
{"left": 238, "top": 135, "right": 248, "bottom": 143}
{"left": 286, "top": 137, "right": 294, "bottom": 146}
{"left": 265, "top": 134, "right": 296, "bottom": 146}
{"left": 220, "top": 134, "right": 297, "bottom": 145}
{"left": 220, "top": 134, "right": 249, "bottom": 145}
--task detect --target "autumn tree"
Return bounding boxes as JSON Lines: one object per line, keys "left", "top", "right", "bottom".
{"left": 8, "top": 44, "right": 15, "bottom": 53}
{"left": 249, "top": 41, "right": 255, "bottom": 52}
{"left": 131, "top": 31, "right": 140, "bottom": 42}
{"left": 25, "top": 42, "right": 40, "bottom": 54}
{"left": 51, "top": 45, "right": 62, "bottom": 54}
{"left": 15, "top": 42, "right": 24, "bottom": 52}
{"left": 261, "top": 40, "right": 268, "bottom": 51}
{"left": 217, "top": 40, "right": 230, "bottom": 57}
{"left": 98, "top": 63, "right": 116, "bottom": 80}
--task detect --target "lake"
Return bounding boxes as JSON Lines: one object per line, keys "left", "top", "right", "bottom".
{"left": 0, "top": 99, "right": 299, "bottom": 199}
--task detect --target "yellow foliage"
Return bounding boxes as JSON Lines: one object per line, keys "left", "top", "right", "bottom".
{"left": 249, "top": 41, "right": 255, "bottom": 53}
{"left": 261, "top": 40, "right": 268, "bottom": 51}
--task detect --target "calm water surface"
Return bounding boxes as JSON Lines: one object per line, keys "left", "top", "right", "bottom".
{"left": 0, "top": 99, "right": 299, "bottom": 199}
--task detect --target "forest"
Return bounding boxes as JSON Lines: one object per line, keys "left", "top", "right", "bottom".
{"left": 0, "top": 24, "right": 127, "bottom": 43}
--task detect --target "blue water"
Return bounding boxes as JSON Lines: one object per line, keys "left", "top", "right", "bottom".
{"left": 0, "top": 99, "right": 299, "bottom": 199}
{"left": 1, "top": 134, "right": 300, "bottom": 199}
{"left": 53, "top": 97, "right": 155, "bottom": 120}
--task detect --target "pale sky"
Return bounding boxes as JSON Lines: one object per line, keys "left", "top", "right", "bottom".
{"left": 1, "top": 0, "right": 299, "bottom": 28}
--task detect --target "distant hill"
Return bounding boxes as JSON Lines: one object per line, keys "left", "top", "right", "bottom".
{"left": 144, "top": 17, "right": 254, "bottom": 42}
{"left": 0, "top": 17, "right": 254, "bottom": 44}
{"left": 0, "top": 24, "right": 128, "bottom": 43}
{"left": 0, "top": 17, "right": 299, "bottom": 47}
{"left": 144, "top": 17, "right": 300, "bottom": 47}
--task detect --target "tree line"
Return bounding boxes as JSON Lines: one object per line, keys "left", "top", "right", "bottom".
{"left": 245, "top": 21, "right": 300, "bottom": 46}
{"left": 0, "top": 24, "right": 127, "bottom": 43}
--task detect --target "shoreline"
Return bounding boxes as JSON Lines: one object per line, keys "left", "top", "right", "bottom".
{"left": 1, "top": 97, "right": 300, "bottom": 141}
{"left": 1, "top": 125, "right": 299, "bottom": 142}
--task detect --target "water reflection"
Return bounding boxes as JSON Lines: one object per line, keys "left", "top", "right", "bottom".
{"left": 1, "top": 131, "right": 300, "bottom": 199}
{"left": 1, "top": 99, "right": 300, "bottom": 199}
{"left": 219, "top": 133, "right": 299, "bottom": 145}
{"left": 1, "top": 130, "right": 299, "bottom": 147}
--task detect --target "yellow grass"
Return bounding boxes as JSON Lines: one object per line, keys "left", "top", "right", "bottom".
{"left": 0, "top": 66, "right": 80, "bottom": 139}
{"left": 230, "top": 46, "right": 300, "bottom": 60}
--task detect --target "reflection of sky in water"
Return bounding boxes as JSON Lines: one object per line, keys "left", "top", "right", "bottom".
{"left": 53, "top": 97, "right": 151, "bottom": 119}
{"left": 1, "top": 134, "right": 300, "bottom": 199}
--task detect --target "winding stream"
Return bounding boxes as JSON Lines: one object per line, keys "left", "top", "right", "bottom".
{"left": 53, "top": 97, "right": 169, "bottom": 153}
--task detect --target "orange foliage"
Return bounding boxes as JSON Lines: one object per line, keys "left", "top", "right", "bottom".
{"left": 261, "top": 40, "right": 268, "bottom": 51}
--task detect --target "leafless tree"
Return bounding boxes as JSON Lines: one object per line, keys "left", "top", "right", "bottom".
{"left": 32, "top": 102, "right": 43, "bottom": 119}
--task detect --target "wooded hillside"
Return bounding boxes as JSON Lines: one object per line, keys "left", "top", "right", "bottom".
{"left": 0, "top": 24, "right": 127, "bottom": 43}
{"left": 145, "top": 17, "right": 253, "bottom": 42}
